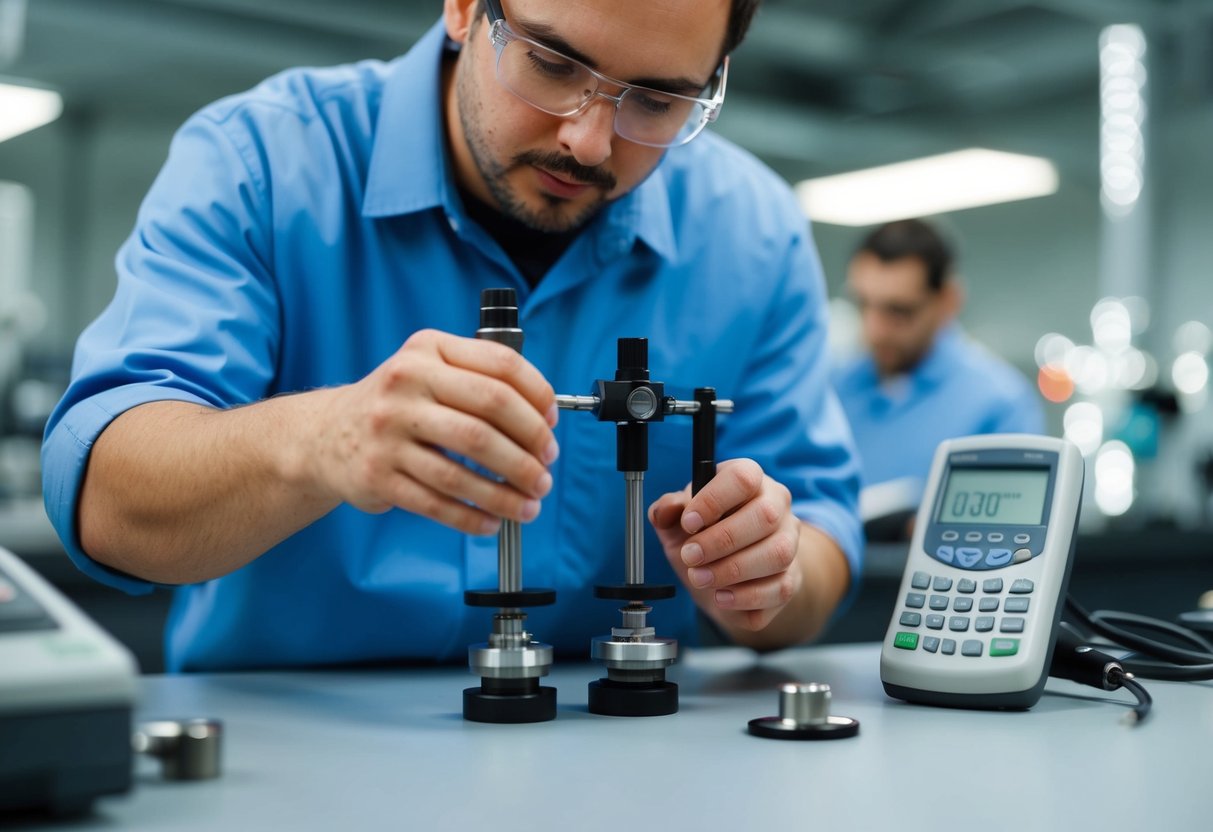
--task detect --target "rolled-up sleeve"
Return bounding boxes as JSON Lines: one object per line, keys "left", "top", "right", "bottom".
{"left": 41, "top": 107, "right": 279, "bottom": 594}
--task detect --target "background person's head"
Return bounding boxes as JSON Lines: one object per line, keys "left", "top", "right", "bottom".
{"left": 442, "top": 0, "right": 759, "bottom": 233}
{"left": 846, "top": 218, "right": 963, "bottom": 378}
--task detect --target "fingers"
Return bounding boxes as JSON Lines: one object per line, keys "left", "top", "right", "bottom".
{"left": 679, "top": 458, "right": 765, "bottom": 534}
{"left": 383, "top": 471, "right": 504, "bottom": 537}
{"left": 427, "top": 364, "right": 559, "bottom": 471}
{"left": 678, "top": 469, "right": 790, "bottom": 569}
{"left": 683, "top": 526, "right": 798, "bottom": 593}
{"left": 648, "top": 488, "right": 690, "bottom": 531}
{"left": 427, "top": 331, "right": 557, "bottom": 426}
{"left": 397, "top": 443, "right": 544, "bottom": 524}
{"left": 405, "top": 397, "right": 553, "bottom": 500}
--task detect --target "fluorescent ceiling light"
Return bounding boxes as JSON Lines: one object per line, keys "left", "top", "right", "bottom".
{"left": 0, "top": 81, "right": 63, "bottom": 143}
{"left": 795, "top": 148, "right": 1059, "bottom": 227}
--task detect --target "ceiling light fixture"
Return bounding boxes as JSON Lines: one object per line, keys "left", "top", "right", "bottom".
{"left": 0, "top": 80, "right": 63, "bottom": 143}
{"left": 795, "top": 148, "right": 1059, "bottom": 227}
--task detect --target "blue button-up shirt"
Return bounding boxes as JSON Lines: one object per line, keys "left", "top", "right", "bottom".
{"left": 834, "top": 325, "right": 1045, "bottom": 489}
{"left": 42, "top": 22, "right": 861, "bottom": 671}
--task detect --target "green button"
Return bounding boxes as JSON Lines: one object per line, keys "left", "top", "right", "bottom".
{"left": 990, "top": 638, "right": 1020, "bottom": 657}
{"left": 894, "top": 632, "right": 919, "bottom": 650}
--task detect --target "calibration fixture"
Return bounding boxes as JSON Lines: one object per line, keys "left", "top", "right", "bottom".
{"left": 462, "top": 289, "right": 557, "bottom": 724}
{"left": 556, "top": 338, "right": 732, "bottom": 717}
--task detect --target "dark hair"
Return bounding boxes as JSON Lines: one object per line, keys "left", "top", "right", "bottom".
{"left": 723, "top": 0, "right": 762, "bottom": 56}
{"left": 854, "top": 219, "right": 955, "bottom": 292}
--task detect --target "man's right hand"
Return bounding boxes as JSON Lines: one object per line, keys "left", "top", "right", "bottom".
{"left": 300, "top": 329, "right": 559, "bottom": 535}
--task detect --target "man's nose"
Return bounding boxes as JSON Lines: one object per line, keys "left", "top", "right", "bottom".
{"left": 555, "top": 95, "right": 616, "bottom": 169}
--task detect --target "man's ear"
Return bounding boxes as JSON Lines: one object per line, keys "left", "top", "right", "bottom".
{"left": 444, "top": 0, "right": 481, "bottom": 44}
{"left": 940, "top": 278, "right": 964, "bottom": 322}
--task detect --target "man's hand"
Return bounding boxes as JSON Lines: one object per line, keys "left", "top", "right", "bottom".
{"left": 301, "top": 328, "right": 559, "bottom": 535}
{"left": 649, "top": 458, "right": 848, "bottom": 649}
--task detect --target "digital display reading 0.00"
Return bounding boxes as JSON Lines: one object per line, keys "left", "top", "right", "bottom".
{"left": 937, "top": 468, "right": 1049, "bottom": 526}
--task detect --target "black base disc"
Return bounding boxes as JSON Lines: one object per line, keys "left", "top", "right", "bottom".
{"left": 463, "top": 685, "right": 556, "bottom": 723}
{"left": 594, "top": 584, "right": 676, "bottom": 602}
{"left": 747, "top": 715, "right": 860, "bottom": 740}
{"left": 464, "top": 588, "right": 556, "bottom": 608}
{"left": 587, "top": 678, "right": 678, "bottom": 717}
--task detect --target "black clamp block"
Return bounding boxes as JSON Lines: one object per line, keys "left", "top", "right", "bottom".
{"left": 594, "top": 583, "right": 676, "bottom": 602}
{"left": 464, "top": 588, "right": 556, "bottom": 607}
{"left": 464, "top": 677, "right": 557, "bottom": 724}
{"left": 588, "top": 678, "right": 679, "bottom": 717}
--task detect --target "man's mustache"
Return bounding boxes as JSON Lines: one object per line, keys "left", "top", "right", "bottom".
{"left": 515, "top": 151, "right": 617, "bottom": 191}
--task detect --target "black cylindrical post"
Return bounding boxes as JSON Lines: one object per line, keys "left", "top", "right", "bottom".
{"left": 692, "top": 387, "right": 717, "bottom": 496}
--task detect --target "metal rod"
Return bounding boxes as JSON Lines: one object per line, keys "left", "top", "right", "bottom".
{"left": 625, "top": 471, "right": 644, "bottom": 585}
{"left": 555, "top": 394, "right": 600, "bottom": 411}
{"left": 498, "top": 520, "right": 521, "bottom": 593}
{"left": 664, "top": 398, "right": 735, "bottom": 415}
{"left": 554, "top": 394, "right": 734, "bottom": 415}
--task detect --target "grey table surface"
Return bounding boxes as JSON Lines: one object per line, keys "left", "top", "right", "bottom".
{"left": 23, "top": 642, "right": 1213, "bottom": 831}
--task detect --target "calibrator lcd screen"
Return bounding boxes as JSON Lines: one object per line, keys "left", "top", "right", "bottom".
{"left": 937, "top": 468, "right": 1049, "bottom": 526}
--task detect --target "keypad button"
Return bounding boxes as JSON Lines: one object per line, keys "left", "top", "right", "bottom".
{"left": 934, "top": 546, "right": 955, "bottom": 564}
{"left": 953, "top": 597, "right": 973, "bottom": 612}
{"left": 956, "top": 547, "right": 983, "bottom": 567}
{"left": 941, "top": 639, "right": 957, "bottom": 655}
{"left": 979, "top": 597, "right": 1000, "bottom": 612}
{"left": 905, "top": 592, "right": 926, "bottom": 609}
{"left": 911, "top": 571, "right": 932, "bottom": 590}
{"left": 1014, "top": 533, "right": 1031, "bottom": 544}
{"left": 933, "top": 576, "right": 953, "bottom": 592}
{"left": 929, "top": 595, "right": 950, "bottom": 611}
{"left": 962, "top": 639, "right": 984, "bottom": 657}
{"left": 1013, "top": 548, "right": 1033, "bottom": 563}
{"left": 894, "top": 632, "right": 919, "bottom": 650}
{"left": 948, "top": 616, "right": 971, "bottom": 632}
{"left": 899, "top": 611, "right": 922, "bottom": 627}
{"left": 983, "top": 579, "right": 1004, "bottom": 593}
{"left": 1000, "top": 618, "right": 1025, "bottom": 633}
{"left": 922, "top": 636, "right": 941, "bottom": 653}
{"left": 975, "top": 616, "right": 995, "bottom": 632}
{"left": 925, "top": 614, "right": 945, "bottom": 630}
{"left": 1004, "top": 597, "right": 1030, "bottom": 613}
{"left": 985, "top": 548, "right": 1012, "bottom": 567}
{"left": 987, "top": 532, "right": 1004, "bottom": 543}
{"left": 957, "top": 579, "right": 976, "bottom": 594}
{"left": 1010, "top": 579, "right": 1035, "bottom": 594}
{"left": 964, "top": 531, "right": 982, "bottom": 542}
{"left": 990, "top": 638, "right": 1020, "bottom": 657}
{"left": 942, "top": 531, "right": 959, "bottom": 542}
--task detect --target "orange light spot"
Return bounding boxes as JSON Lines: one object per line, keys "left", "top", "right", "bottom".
{"left": 1038, "top": 364, "right": 1074, "bottom": 403}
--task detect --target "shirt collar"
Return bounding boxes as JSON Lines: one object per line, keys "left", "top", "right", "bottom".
{"left": 913, "top": 322, "right": 964, "bottom": 386}
{"left": 362, "top": 19, "right": 677, "bottom": 263}
{"left": 362, "top": 20, "right": 455, "bottom": 219}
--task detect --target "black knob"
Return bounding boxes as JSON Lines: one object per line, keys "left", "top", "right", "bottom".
{"left": 480, "top": 288, "right": 519, "bottom": 329}
{"left": 616, "top": 338, "right": 649, "bottom": 381}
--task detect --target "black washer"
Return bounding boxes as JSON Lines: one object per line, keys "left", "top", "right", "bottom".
{"left": 594, "top": 584, "right": 676, "bottom": 601}
{"left": 464, "top": 588, "right": 556, "bottom": 607}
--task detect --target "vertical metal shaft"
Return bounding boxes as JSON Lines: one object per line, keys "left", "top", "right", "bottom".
{"left": 498, "top": 521, "right": 521, "bottom": 593}
{"left": 625, "top": 470, "right": 644, "bottom": 585}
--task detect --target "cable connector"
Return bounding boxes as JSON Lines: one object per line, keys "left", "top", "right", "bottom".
{"left": 1050, "top": 627, "right": 1151, "bottom": 724}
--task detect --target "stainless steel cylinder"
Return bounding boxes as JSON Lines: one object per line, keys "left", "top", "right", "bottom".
{"left": 133, "top": 718, "right": 223, "bottom": 781}
{"left": 780, "top": 682, "right": 831, "bottom": 726}
{"left": 625, "top": 471, "right": 644, "bottom": 585}
{"left": 498, "top": 520, "right": 521, "bottom": 593}
{"left": 555, "top": 394, "right": 600, "bottom": 411}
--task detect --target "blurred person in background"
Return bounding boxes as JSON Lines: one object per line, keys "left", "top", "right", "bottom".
{"left": 833, "top": 218, "right": 1043, "bottom": 537}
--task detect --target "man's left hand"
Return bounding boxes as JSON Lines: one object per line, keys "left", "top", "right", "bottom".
{"left": 649, "top": 458, "right": 804, "bottom": 636}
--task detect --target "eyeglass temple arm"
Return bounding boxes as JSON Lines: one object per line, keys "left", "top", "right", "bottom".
{"left": 484, "top": 0, "right": 506, "bottom": 23}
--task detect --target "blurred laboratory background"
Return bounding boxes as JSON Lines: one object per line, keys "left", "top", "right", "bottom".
{"left": 1, "top": 0, "right": 1210, "bottom": 668}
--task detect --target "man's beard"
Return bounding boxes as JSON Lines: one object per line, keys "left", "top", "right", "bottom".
{"left": 456, "top": 55, "right": 617, "bottom": 233}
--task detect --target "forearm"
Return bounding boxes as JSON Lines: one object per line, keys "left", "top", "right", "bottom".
{"left": 718, "top": 522, "right": 851, "bottom": 651}
{"left": 78, "top": 393, "right": 340, "bottom": 585}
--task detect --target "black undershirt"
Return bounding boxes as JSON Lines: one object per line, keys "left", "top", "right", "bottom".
{"left": 459, "top": 189, "right": 580, "bottom": 287}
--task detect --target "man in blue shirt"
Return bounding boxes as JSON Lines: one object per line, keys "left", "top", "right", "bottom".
{"left": 834, "top": 219, "right": 1044, "bottom": 509}
{"left": 42, "top": 0, "right": 862, "bottom": 671}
